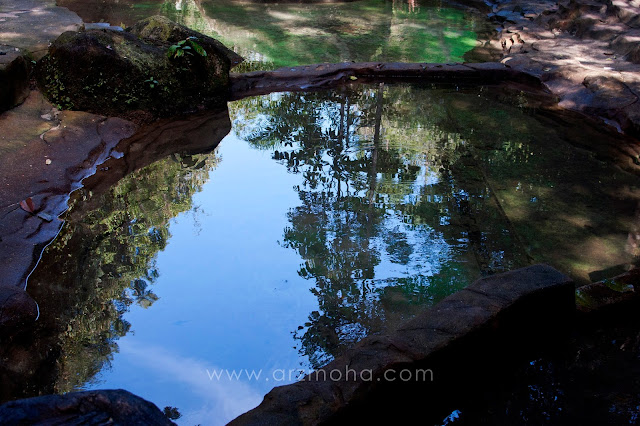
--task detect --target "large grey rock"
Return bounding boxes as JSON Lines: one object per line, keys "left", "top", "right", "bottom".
{"left": 0, "top": 389, "right": 174, "bottom": 425}
{"left": 230, "top": 61, "right": 544, "bottom": 100}
{"left": 35, "top": 16, "right": 242, "bottom": 119}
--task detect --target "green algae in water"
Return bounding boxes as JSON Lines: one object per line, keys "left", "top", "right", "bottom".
{"left": 59, "top": 0, "right": 485, "bottom": 70}
{"left": 199, "top": 0, "right": 481, "bottom": 68}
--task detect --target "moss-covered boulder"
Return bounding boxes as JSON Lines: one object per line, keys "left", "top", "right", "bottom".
{"left": 35, "top": 16, "right": 243, "bottom": 118}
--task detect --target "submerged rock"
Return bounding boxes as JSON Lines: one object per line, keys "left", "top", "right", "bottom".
{"left": 0, "top": 287, "right": 38, "bottom": 335}
{"left": 35, "top": 16, "right": 243, "bottom": 119}
{"left": 0, "top": 389, "right": 175, "bottom": 425}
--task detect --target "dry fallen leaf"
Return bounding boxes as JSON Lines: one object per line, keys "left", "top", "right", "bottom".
{"left": 19, "top": 198, "right": 35, "bottom": 213}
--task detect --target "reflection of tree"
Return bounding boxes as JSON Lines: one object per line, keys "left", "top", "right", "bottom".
{"left": 231, "top": 83, "right": 640, "bottom": 368}
{"left": 231, "top": 85, "right": 535, "bottom": 368}
{"left": 57, "top": 153, "right": 218, "bottom": 392}
{"left": 131, "top": 278, "right": 160, "bottom": 309}
{"left": 0, "top": 151, "right": 219, "bottom": 400}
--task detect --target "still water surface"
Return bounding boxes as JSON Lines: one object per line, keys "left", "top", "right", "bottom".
{"left": 17, "top": 84, "right": 640, "bottom": 424}
{"left": 11, "top": 0, "right": 640, "bottom": 423}
{"left": 58, "top": 0, "right": 490, "bottom": 69}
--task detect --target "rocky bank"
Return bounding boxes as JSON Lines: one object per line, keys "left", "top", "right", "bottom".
{"left": 474, "top": 0, "right": 640, "bottom": 137}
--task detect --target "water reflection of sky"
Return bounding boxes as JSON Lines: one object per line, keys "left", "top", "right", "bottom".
{"left": 87, "top": 134, "right": 318, "bottom": 424}
{"left": 85, "top": 120, "right": 460, "bottom": 423}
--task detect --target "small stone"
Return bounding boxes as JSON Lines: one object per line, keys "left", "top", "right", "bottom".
{"left": 45, "top": 158, "right": 51, "bottom": 165}
{"left": 37, "top": 212, "right": 55, "bottom": 222}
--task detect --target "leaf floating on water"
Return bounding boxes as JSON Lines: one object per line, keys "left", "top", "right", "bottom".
{"left": 349, "top": 76, "right": 358, "bottom": 81}
{"left": 19, "top": 197, "right": 35, "bottom": 213}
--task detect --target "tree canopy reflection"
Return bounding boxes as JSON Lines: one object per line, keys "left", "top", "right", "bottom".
{"left": 230, "top": 84, "right": 640, "bottom": 368}
{"left": 1, "top": 152, "right": 220, "bottom": 399}
{"left": 230, "top": 85, "right": 531, "bottom": 367}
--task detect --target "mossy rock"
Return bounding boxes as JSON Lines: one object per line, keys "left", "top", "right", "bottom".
{"left": 129, "top": 15, "right": 243, "bottom": 67}
{"left": 35, "top": 16, "right": 243, "bottom": 118}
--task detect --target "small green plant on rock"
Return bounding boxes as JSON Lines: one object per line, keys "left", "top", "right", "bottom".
{"left": 167, "top": 37, "right": 207, "bottom": 59}
{"left": 144, "top": 77, "right": 159, "bottom": 88}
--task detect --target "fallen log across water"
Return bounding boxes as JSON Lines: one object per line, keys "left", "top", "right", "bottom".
{"left": 229, "top": 61, "right": 547, "bottom": 100}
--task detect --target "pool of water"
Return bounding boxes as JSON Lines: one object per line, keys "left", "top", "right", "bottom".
{"left": 6, "top": 83, "right": 640, "bottom": 424}
{"left": 58, "top": 0, "right": 491, "bottom": 70}
{"left": 7, "top": 0, "right": 639, "bottom": 422}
